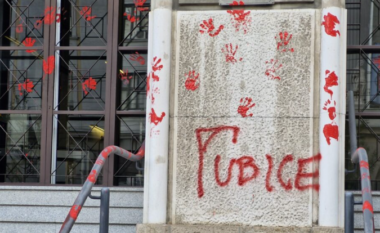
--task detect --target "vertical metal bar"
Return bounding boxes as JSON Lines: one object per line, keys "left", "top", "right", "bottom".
{"left": 345, "top": 192, "right": 354, "bottom": 233}
{"left": 348, "top": 91, "right": 358, "bottom": 156}
{"left": 99, "top": 188, "right": 110, "bottom": 233}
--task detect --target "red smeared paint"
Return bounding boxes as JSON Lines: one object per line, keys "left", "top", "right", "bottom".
{"left": 362, "top": 173, "right": 370, "bottom": 180}
{"left": 227, "top": 1, "right": 251, "bottom": 34}
{"left": 43, "top": 55, "right": 55, "bottom": 78}
{"left": 238, "top": 97, "right": 255, "bottom": 118}
{"left": 16, "top": 23, "right": 23, "bottom": 33}
{"left": 44, "top": 7, "right": 56, "bottom": 25}
{"left": 34, "top": 19, "right": 43, "bottom": 29}
{"left": 322, "top": 99, "right": 336, "bottom": 120}
{"left": 360, "top": 161, "right": 369, "bottom": 169}
{"left": 18, "top": 79, "right": 34, "bottom": 96}
{"left": 22, "top": 38, "right": 36, "bottom": 53}
{"left": 199, "top": 18, "right": 224, "bottom": 37}
{"left": 101, "top": 151, "right": 108, "bottom": 159}
{"left": 185, "top": 70, "right": 200, "bottom": 91}
{"left": 265, "top": 154, "right": 274, "bottom": 192}
{"left": 80, "top": 7, "right": 96, "bottom": 21}
{"left": 321, "top": 13, "right": 340, "bottom": 37}
{"left": 134, "top": 0, "right": 149, "bottom": 12}
{"left": 275, "top": 31, "right": 294, "bottom": 52}
{"left": 324, "top": 70, "right": 338, "bottom": 99}
{"left": 150, "top": 108, "right": 166, "bottom": 125}
{"left": 222, "top": 43, "right": 243, "bottom": 63}
{"left": 130, "top": 52, "right": 145, "bottom": 65}
{"left": 196, "top": 126, "right": 240, "bottom": 198}
{"left": 363, "top": 201, "right": 374, "bottom": 214}
{"left": 95, "top": 158, "right": 104, "bottom": 166}
{"left": 126, "top": 14, "right": 139, "bottom": 23}
{"left": 277, "top": 154, "right": 294, "bottom": 191}
{"left": 323, "top": 123, "right": 339, "bottom": 145}
{"left": 82, "top": 77, "right": 97, "bottom": 95}
{"left": 56, "top": 13, "right": 61, "bottom": 23}
{"left": 295, "top": 153, "right": 321, "bottom": 191}
{"left": 87, "top": 170, "right": 97, "bottom": 183}
{"left": 69, "top": 205, "right": 82, "bottom": 220}
{"left": 119, "top": 69, "right": 133, "bottom": 85}
{"left": 265, "top": 59, "right": 283, "bottom": 80}
{"left": 236, "top": 156, "right": 260, "bottom": 186}
{"left": 214, "top": 155, "right": 235, "bottom": 187}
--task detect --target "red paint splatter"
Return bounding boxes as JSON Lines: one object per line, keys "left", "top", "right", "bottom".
{"left": 275, "top": 31, "right": 294, "bottom": 52}
{"left": 22, "top": 38, "right": 36, "bottom": 53}
{"left": 134, "top": 0, "right": 149, "bottom": 11}
{"left": 265, "top": 59, "right": 283, "bottom": 80}
{"left": 363, "top": 201, "right": 374, "bottom": 214}
{"left": 222, "top": 43, "right": 243, "bottom": 63}
{"left": 238, "top": 97, "right": 255, "bottom": 117}
{"left": 95, "top": 158, "right": 104, "bottom": 166}
{"left": 44, "top": 7, "right": 56, "bottom": 25}
{"left": 277, "top": 154, "right": 294, "bottom": 191}
{"left": 227, "top": 1, "right": 251, "bottom": 34}
{"left": 360, "top": 161, "right": 369, "bottom": 169}
{"left": 126, "top": 14, "right": 139, "bottom": 23}
{"left": 18, "top": 79, "right": 34, "bottom": 96}
{"left": 214, "top": 155, "right": 235, "bottom": 187}
{"left": 321, "top": 13, "right": 340, "bottom": 37}
{"left": 362, "top": 173, "right": 370, "bottom": 180}
{"left": 295, "top": 153, "right": 321, "bottom": 191}
{"left": 322, "top": 99, "right": 336, "bottom": 120}
{"left": 236, "top": 156, "right": 260, "bottom": 186}
{"left": 16, "top": 23, "right": 23, "bottom": 33}
{"left": 119, "top": 69, "right": 133, "bottom": 85}
{"left": 101, "top": 151, "right": 108, "bottom": 159}
{"left": 80, "top": 7, "right": 96, "bottom": 21}
{"left": 150, "top": 108, "right": 166, "bottom": 125}
{"left": 82, "top": 77, "right": 97, "bottom": 95}
{"left": 147, "top": 57, "right": 163, "bottom": 104}
{"left": 87, "top": 170, "right": 97, "bottom": 183}
{"left": 130, "top": 52, "right": 145, "bottom": 65}
{"left": 43, "top": 55, "right": 55, "bottom": 78}
{"left": 199, "top": 18, "right": 224, "bottom": 37}
{"left": 324, "top": 70, "right": 338, "bottom": 99}
{"left": 185, "top": 70, "right": 200, "bottom": 91}
{"left": 265, "top": 154, "right": 274, "bottom": 192}
{"left": 69, "top": 205, "right": 82, "bottom": 220}
{"left": 323, "top": 123, "right": 339, "bottom": 145}
{"left": 195, "top": 126, "right": 240, "bottom": 198}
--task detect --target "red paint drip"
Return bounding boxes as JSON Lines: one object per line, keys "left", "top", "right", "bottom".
{"left": 277, "top": 154, "right": 294, "bottom": 191}
{"left": 69, "top": 205, "right": 82, "bottom": 220}
{"left": 236, "top": 156, "right": 260, "bottom": 186}
{"left": 321, "top": 13, "right": 340, "bottom": 37}
{"left": 199, "top": 18, "right": 224, "bottom": 37}
{"left": 82, "top": 77, "right": 97, "bottom": 95}
{"left": 265, "top": 59, "right": 283, "bottom": 80}
{"left": 214, "top": 155, "right": 235, "bottom": 187}
{"left": 227, "top": 1, "right": 251, "bottom": 34}
{"left": 322, "top": 99, "right": 336, "bottom": 120}
{"left": 237, "top": 97, "right": 255, "bottom": 117}
{"left": 195, "top": 126, "right": 240, "bottom": 198}
{"left": 295, "top": 153, "right": 321, "bottom": 192}
{"left": 43, "top": 55, "right": 55, "bottom": 77}
{"left": 130, "top": 52, "right": 145, "bottom": 65}
{"left": 323, "top": 123, "right": 339, "bottom": 145}
{"left": 18, "top": 79, "right": 34, "bottom": 96}
{"left": 80, "top": 7, "right": 96, "bottom": 21}
{"left": 16, "top": 23, "right": 23, "bottom": 33}
{"left": 265, "top": 154, "right": 274, "bottom": 192}
{"left": 363, "top": 201, "right": 374, "bottom": 214}
{"left": 22, "top": 38, "right": 36, "bottom": 53}
{"left": 150, "top": 108, "right": 165, "bottom": 125}
{"left": 87, "top": 170, "right": 97, "bottom": 183}
{"left": 324, "top": 70, "right": 338, "bottom": 99}
{"left": 222, "top": 43, "right": 243, "bottom": 63}
{"left": 185, "top": 70, "right": 200, "bottom": 91}
{"left": 360, "top": 161, "right": 369, "bottom": 169}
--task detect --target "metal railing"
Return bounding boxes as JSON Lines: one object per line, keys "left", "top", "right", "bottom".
{"left": 59, "top": 142, "right": 145, "bottom": 233}
{"left": 345, "top": 90, "right": 375, "bottom": 233}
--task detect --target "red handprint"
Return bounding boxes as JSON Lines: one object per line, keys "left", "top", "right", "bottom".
{"left": 323, "top": 99, "right": 336, "bottom": 121}
{"left": 87, "top": 170, "right": 97, "bottom": 183}
{"left": 44, "top": 7, "right": 56, "bottom": 25}
{"left": 275, "top": 31, "right": 294, "bottom": 52}
{"left": 134, "top": 0, "right": 149, "bottom": 11}
{"left": 130, "top": 52, "right": 145, "bottom": 65}
{"left": 80, "top": 7, "right": 96, "bottom": 21}
{"left": 22, "top": 38, "right": 36, "bottom": 53}
{"left": 152, "top": 57, "right": 163, "bottom": 72}
{"left": 119, "top": 69, "right": 133, "bottom": 85}
{"left": 82, "top": 77, "right": 97, "bottom": 95}
{"left": 18, "top": 79, "right": 34, "bottom": 96}
{"left": 69, "top": 205, "right": 82, "bottom": 220}
{"left": 43, "top": 55, "right": 55, "bottom": 78}
{"left": 150, "top": 108, "right": 166, "bottom": 125}
{"left": 222, "top": 43, "right": 242, "bottom": 63}
{"left": 227, "top": 1, "right": 252, "bottom": 34}
{"left": 199, "top": 18, "right": 224, "bottom": 37}
{"left": 238, "top": 97, "right": 255, "bottom": 117}
{"left": 323, "top": 123, "right": 339, "bottom": 145}
{"left": 324, "top": 70, "right": 338, "bottom": 99}
{"left": 265, "top": 59, "right": 283, "bottom": 80}
{"left": 185, "top": 70, "right": 200, "bottom": 91}
{"left": 321, "top": 13, "right": 340, "bottom": 37}
{"left": 16, "top": 23, "right": 23, "bottom": 33}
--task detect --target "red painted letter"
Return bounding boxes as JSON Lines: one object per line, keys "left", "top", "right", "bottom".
{"left": 214, "top": 155, "right": 235, "bottom": 187}
{"left": 294, "top": 153, "right": 322, "bottom": 191}
{"left": 265, "top": 154, "right": 274, "bottom": 192}
{"left": 236, "top": 156, "right": 260, "bottom": 186}
{"left": 277, "top": 154, "right": 294, "bottom": 191}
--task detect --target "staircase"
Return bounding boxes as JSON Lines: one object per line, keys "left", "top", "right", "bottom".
{"left": 0, "top": 186, "right": 143, "bottom": 233}
{"left": 353, "top": 191, "right": 380, "bottom": 232}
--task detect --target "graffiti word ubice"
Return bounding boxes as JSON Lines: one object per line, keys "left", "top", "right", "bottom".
{"left": 196, "top": 126, "right": 321, "bottom": 198}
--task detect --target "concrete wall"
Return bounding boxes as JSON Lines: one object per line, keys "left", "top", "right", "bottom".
{"left": 170, "top": 8, "right": 320, "bottom": 227}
